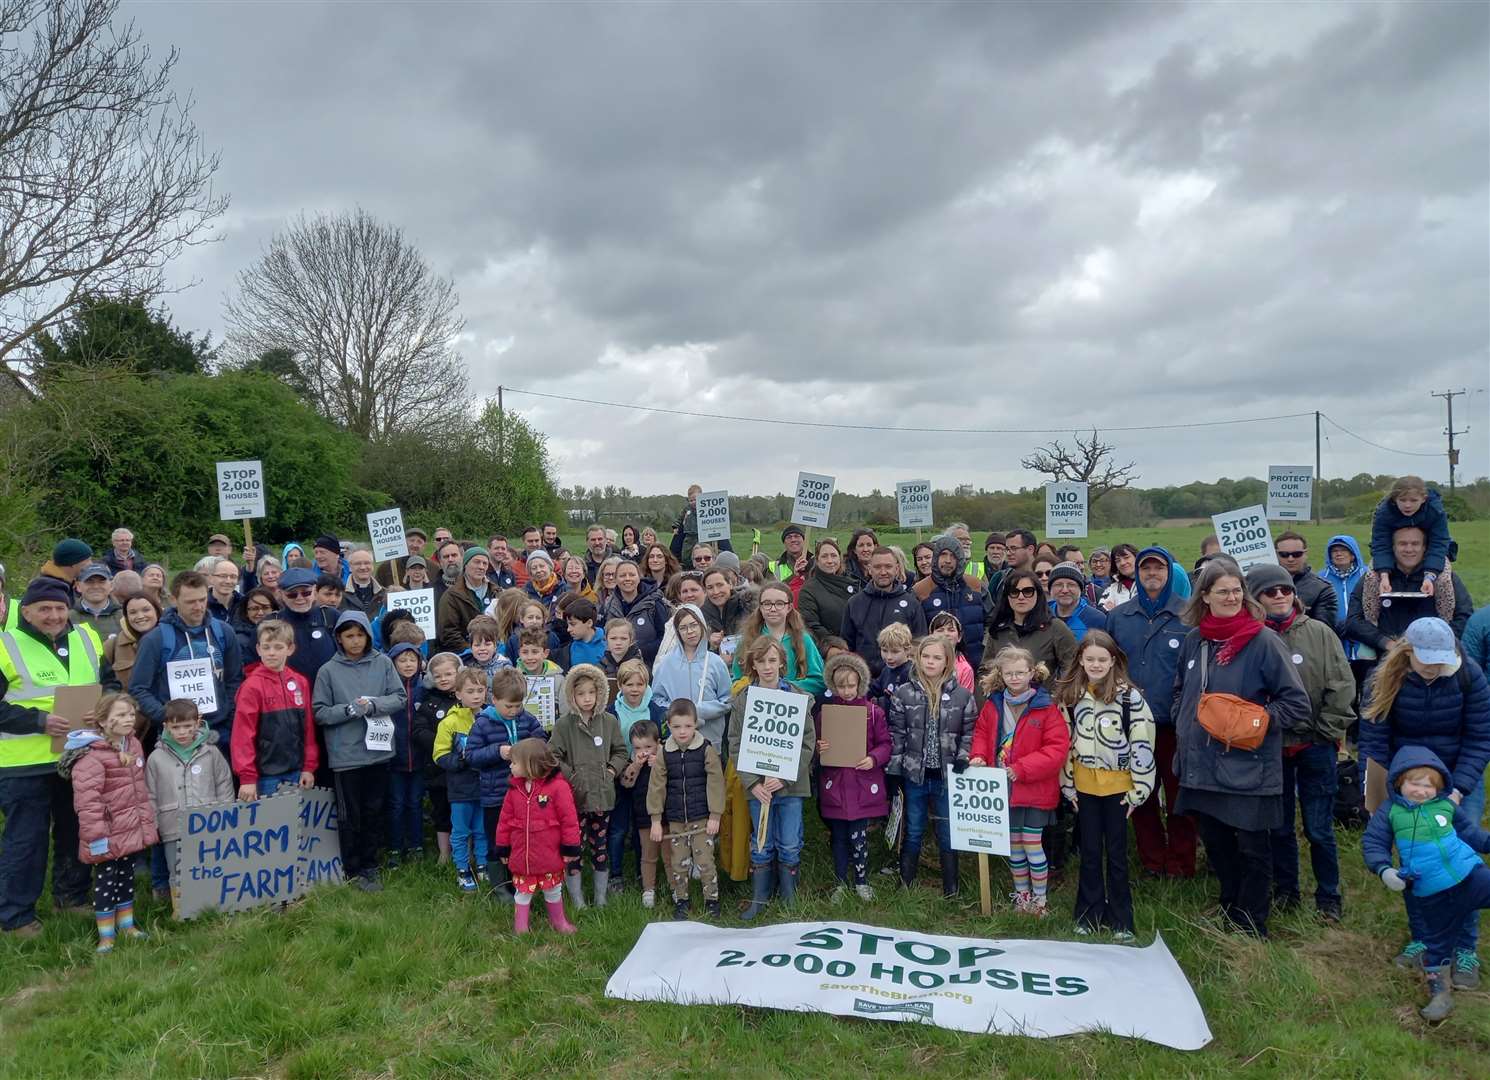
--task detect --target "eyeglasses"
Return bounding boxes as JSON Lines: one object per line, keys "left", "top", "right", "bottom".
{"left": 1035, "top": 571, "right": 1051, "bottom": 580}
{"left": 1009, "top": 587, "right": 1039, "bottom": 599}
{"left": 246, "top": 602, "right": 274, "bottom": 614}
{"left": 284, "top": 588, "right": 313, "bottom": 599}
{"left": 1276, "top": 549, "right": 1306, "bottom": 559}
{"left": 1209, "top": 587, "right": 1245, "bottom": 599}
{"left": 1261, "top": 586, "right": 1295, "bottom": 599}
{"left": 760, "top": 600, "right": 790, "bottom": 609}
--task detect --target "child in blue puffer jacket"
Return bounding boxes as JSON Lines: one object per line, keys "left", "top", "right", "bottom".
{"left": 466, "top": 667, "right": 547, "bottom": 902}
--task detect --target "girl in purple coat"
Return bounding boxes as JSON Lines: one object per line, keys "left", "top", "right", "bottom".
{"left": 814, "top": 652, "right": 892, "bottom": 900}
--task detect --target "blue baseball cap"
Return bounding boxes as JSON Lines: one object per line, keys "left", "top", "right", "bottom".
{"left": 279, "top": 567, "right": 318, "bottom": 591}
{"left": 1405, "top": 617, "right": 1457, "bottom": 666}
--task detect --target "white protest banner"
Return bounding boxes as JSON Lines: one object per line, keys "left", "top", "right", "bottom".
{"left": 895, "top": 480, "right": 934, "bottom": 529}
{"left": 606, "top": 921, "right": 1212, "bottom": 1051}
{"left": 166, "top": 658, "right": 218, "bottom": 714}
{"left": 1212, "top": 504, "right": 1277, "bottom": 570}
{"left": 386, "top": 587, "right": 436, "bottom": 638}
{"left": 696, "top": 490, "right": 732, "bottom": 543}
{"left": 736, "top": 685, "right": 809, "bottom": 781}
{"left": 946, "top": 766, "right": 1011, "bottom": 856}
{"left": 366, "top": 507, "right": 409, "bottom": 561}
{"left": 216, "top": 459, "right": 265, "bottom": 520}
{"left": 1045, "top": 482, "right": 1088, "bottom": 539}
{"left": 364, "top": 714, "right": 394, "bottom": 753}
{"left": 1266, "top": 465, "right": 1313, "bottom": 521}
{"left": 525, "top": 675, "right": 557, "bottom": 731}
{"left": 790, "top": 471, "right": 835, "bottom": 529}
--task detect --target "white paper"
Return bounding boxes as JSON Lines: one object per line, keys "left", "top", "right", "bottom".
{"left": 166, "top": 658, "right": 218, "bottom": 714}
{"left": 789, "top": 471, "right": 835, "bottom": 529}
{"left": 366, "top": 508, "right": 409, "bottom": 561}
{"left": 695, "top": 490, "right": 732, "bottom": 543}
{"left": 1266, "top": 465, "right": 1313, "bottom": 521}
{"left": 363, "top": 714, "right": 394, "bottom": 752}
{"left": 735, "top": 685, "right": 809, "bottom": 781}
{"left": 216, "top": 459, "right": 265, "bottom": 520}
{"left": 1211, "top": 505, "right": 1277, "bottom": 570}
{"left": 895, "top": 480, "right": 934, "bottom": 529}
{"left": 1045, "top": 482, "right": 1089, "bottom": 539}
{"left": 946, "top": 765, "right": 1011, "bottom": 856}
{"left": 386, "top": 587, "right": 436, "bottom": 638}
{"left": 525, "top": 675, "right": 557, "bottom": 731}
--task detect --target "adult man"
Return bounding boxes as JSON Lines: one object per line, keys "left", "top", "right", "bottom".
{"left": 102, "top": 529, "right": 146, "bottom": 575}
{"left": 980, "top": 533, "right": 1005, "bottom": 582}
{"left": 437, "top": 548, "right": 492, "bottom": 653}
{"left": 1346, "top": 526, "right": 1474, "bottom": 655}
{"left": 343, "top": 547, "right": 384, "bottom": 617}
{"left": 110, "top": 570, "right": 142, "bottom": 607}
{"left": 0, "top": 578, "right": 101, "bottom": 935}
{"left": 207, "top": 533, "right": 233, "bottom": 559}
{"left": 5, "top": 540, "right": 92, "bottom": 631}
{"left": 691, "top": 543, "right": 716, "bottom": 572}
{"left": 945, "top": 523, "right": 974, "bottom": 567}
{"left": 1055, "top": 545, "right": 1086, "bottom": 573}
{"left": 541, "top": 523, "right": 562, "bottom": 557}
{"left": 670, "top": 484, "right": 703, "bottom": 563}
{"left": 431, "top": 540, "right": 464, "bottom": 605}
{"left": 432, "top": 527, "right": 454, "bottom": 547}
{"left": 1246, "top": 564, "right": 1353, "bottom": 920}
{"left": 1109, "top": 546, "right": 1194, "bottom": 878}
{"left": 584, "top": 525, "right": 613, "bottom": 585}
{"left": 515, "top": 526, "right": 544, "bottom": 586}
{"left": 1002, "top": 529, "right": 1037, "bottom": 573}
{"left": 913, "top": 535, "right": 989, "bottom": 667}
{"left": 1047, "top": 564, "right": 1105, "bottom": 642}
{"left": 73, "top": 564, "right": 122, "bottom": 639}
{"left": 1273, "top": 532, "right": 1337, "bottom": 626}
{"left": 206, "top": 557, "right": 241, "bottom": 623}
{"left": 375, "top": 527, "right": 429, "bottom": 588}
{"left": 275, "top": 568, "right": 339, "bottom": 684}
{"left": 130, "top": 571, "right": 244, "bottom": 753}
{"left": 313, "top": 536, "right": 347, "bottom": 584}
{"left": 842, "top": 547, "right": 929, "bottom": 675}
{"left": 770, "top": 526, "right": 809, "bottom": 582}
{"left": 486, "top": 535, "right": 518, "bottom": 590}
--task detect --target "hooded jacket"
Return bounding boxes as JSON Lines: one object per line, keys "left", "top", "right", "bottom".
{"left": 548, "top": 664, "right": 629, "bottom": 812}
{"left": 67, "top": 730, "right": 158, "bottom": 863}
{"left": 388, "top": 643, "right": 426, "bottom": 772}
{"left": 651, "top": 624, "right": 733, "bottom": 746}
{"left": 1360, "top": 655, "right": 1490, "bottom": 798}
{"left": 1108, "top": 589, "right": 1187, "bottom": 727}
{"left": 1050, "top": 595, "right": 1107, "bottom": 644}
{"left": 311, "top": 611, "right": 406, "bottom": 771}
{"left": 914, "top": 536, "right": 991, "bottom": 669}
{"left": 1362, "top": 745, "right": 1490, "bottom": 897}
{"left": 231, "top": 660, "right": 319, "bottom": 784}
{"left": 466, "top": 705, "right": 548, "bottom": 808}
{"left": 493, "top": 769, "right": 582, "bottom": 878}
{"left": 798, "top": 566, "right": 859, "bottom": 651}
{"left": 129, "top": 608, "right": 244, "bottom": 741}
{"left": 146, "top": 728, "right": 234, "bottom": 840}
{"left": 1269, "top": 609, "right": 1356, "bottom": 747}
{"left": 1371, "top": 488, "right": 1450, "bottom": 574}
{"left": 1318, "top": 535, "right": 1368, "bottom": 656}
{"left": 970, "top": 686, "right": 1070, "bottom": 810}
{"left": 842, "top": 579, "right": 929, "bottom": 676}
{"left": 434, "top": 704, "right": 482, "bottom": 803}
{"left": 599, "top": 587, "right": 672, "bottom": 665}
{"left": 412, "top": 682, "right": 458, "bottom": 786}
{"left": 814, "top": 683, "right": 892, "bottom": 821}
{"left": 885, "top": 674, "right": 978, "bottom": 786}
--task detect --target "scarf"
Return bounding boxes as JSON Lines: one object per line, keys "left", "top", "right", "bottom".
{"left": 162, "top": 727, "right": 209, "bottom": 765}
{"left": 1136, "top": 575, "right": 1174, "bottom": 618}
{"left": 1265, "top": 610, "right": 1299, "bottom": 634}
{"left": 997, "top": 687, "right": 1036, "bottom": 764}
{"left": 1199, "top": 611, "right": 1264, "bottom": 666}
{"left": 614, "top": 687, "right": 654, "bottom": 737}
{"left": 529, "top": 574, "right": 559, "bottom": 598}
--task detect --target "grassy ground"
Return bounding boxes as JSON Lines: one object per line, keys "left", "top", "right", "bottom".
{"left": 2, "top": 519, "right": 1486, "bottom": 1078}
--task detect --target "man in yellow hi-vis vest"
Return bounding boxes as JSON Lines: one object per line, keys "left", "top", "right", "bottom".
{"left": 0, "top": 577, "right": 102, "bottom": 936}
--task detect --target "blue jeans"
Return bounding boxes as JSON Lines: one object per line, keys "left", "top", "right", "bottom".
{"left": 386, "top": 771, "right": 426, "bottom": 853}
{"left": 748, "top": 795, "right": 804, "bottom": 867}
{"left": 1269, "top": 744, "right": 1341, "bottom": 909}
{"left": 0, "top": 774, "right": 89, "bottom": 929}
{"left": 449, "top": 800, "right": 487, "bottom": 872}
{"left": 1406, "top": 778, "right": 1484, "bottom": 951}
{"left": 903, "top": 773, "right": 951, "bottom": 854}
{"left": 257, "top": 772, "right": 299, "bottom": 796}
{"left": 608, "top": 786, "right": 637, "bottom": 878}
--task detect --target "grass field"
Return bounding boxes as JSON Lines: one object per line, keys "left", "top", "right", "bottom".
{"left": 2, "top": 520, "right": 1487, "bottom": 1078}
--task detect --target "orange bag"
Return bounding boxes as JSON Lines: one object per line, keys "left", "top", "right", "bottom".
{"left": 1197, "top": 645, "right": 1270, "bottom": 751}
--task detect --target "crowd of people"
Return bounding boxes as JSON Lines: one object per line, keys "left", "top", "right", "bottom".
{"left": 2, "top": 477, "right": 1488, "bottom": 1020}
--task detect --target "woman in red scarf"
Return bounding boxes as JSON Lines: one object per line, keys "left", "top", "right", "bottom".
{"left": 1171, "top": 559, "right": 1311, "bottom": 939}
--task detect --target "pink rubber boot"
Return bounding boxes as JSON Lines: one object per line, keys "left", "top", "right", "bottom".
{"left": 545, "top": 896, "right": 577, "bottom": 934}
{"left": 514, "top": 901, "right": 531, "bottom": 935}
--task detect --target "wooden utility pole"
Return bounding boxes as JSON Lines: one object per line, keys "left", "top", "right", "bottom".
{"left": 1430, "top": 389, "right": 1468, "bottom": 494}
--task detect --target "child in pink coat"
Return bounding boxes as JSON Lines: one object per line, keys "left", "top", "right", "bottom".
{"left": 814, "top": 653, "right": 892, "bottom": 900}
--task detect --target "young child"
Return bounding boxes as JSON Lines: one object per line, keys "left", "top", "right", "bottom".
{"left": 63, "top": 692, "right": 158, "bottom": 952}
{"left": 869, "top": 623, "right": 915, "bottom": 712}
{"left": 412, "top": 651, "right": 461, "bottom": 865}
{"left": 600, "top": 618, "right": 643, "bottom": 678}
{"left": 435, "top": 667, "right": 488, "bottom": 891}
{"left": 1372, "top": 475, "right": 1452, "bottom": 597}
{"left": 814, "top": 653, "right": 891, "bottom": 901}
{"left": 507, "top": 600, "right": 559, "bottom": 663}
{"left": 606, "top": 657, "right": 665, "bottom": 890}
{"left": 466, "top": 667, "right": 548, "bottom": 901}
{"left": 312, "top": 610, "right": 406, "bottom": 890}
{"left": 549, "top": 663, "right": 628, "bottom": 907}
{"left": 1364, "top": 746, "right": 1490, "bottom": 1021}
{"left": 147, "top": 698, "right": 233, "bottom": 901}
{"left": 515, "top": 627, "right": 568, "bottom": 726}
{"left": 728, "top": 636, "right": 816, "bottom": 920}
{"left": 928, "top": 613, "right": 975, "bottom": 691}
{"left": 619, "top": 719, "right": 672, "bottom": 908}
{"left": 556, "top": 598, "right": 606, "bottom": 671}
{"left": 1055, "top": 632, "right": 1155, "bottom": 938}
{"left": 231, "top": 619, "right": 319, "bottom": 798}
{"left": 463, "top": 615, "right": 514, "bottom": 690}
{"left": 386, "top": 642, "right": 426, "bottom": 862}
{"left": 647, "top": 700, "right": 725, "bottom": 920}
{"left": 970, "top": 646, "right": 1070, "bottom": 915}
{"left": 316, "top": 574, "right": 347, "bottom": 611}
{"left": 494, "top": 737, "right": 580, "bottom": 935}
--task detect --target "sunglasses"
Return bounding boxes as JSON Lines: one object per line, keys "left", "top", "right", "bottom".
{"left": 1261, "top": 585, "right": 1296, "bottom": 599}
{"left": 1276, "top": 549, "right": 1306, "bottom": 559}
{"left": 1009, "top": 586, "right": 1039, "bottom": 599}
{"left": 284, "top": 587, "right": 313, "bottom": 599}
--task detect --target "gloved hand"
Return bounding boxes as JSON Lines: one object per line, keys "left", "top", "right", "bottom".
{"left": 951, "top": 759, "right": 969, "bottom": 775}
{"left": 1380, "top": 867, "right": 1407, "bottom": 892}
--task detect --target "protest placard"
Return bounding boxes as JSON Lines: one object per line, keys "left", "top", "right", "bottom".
{"left": 177, "top": 795, "right": 300, "bottom": 918}
{"left": 166, "top": 658, "right": 217, "bottom": 714}
{"left": 736, "top": 685, "right": 809, "bottom": 781}
{"left": 49, "top": 683, "right": 101, "bottom": 752}
{"left": 216, "top": 460, "right": 265, "bottom": 520}
{"left": 367, "top": 507, "right": 408, "bottom": 561}
{"left": 1211, "top": 505, "right": 1277, "bottom": 570}
{"left": 606, "top": 921, "right": 1212, "bottom": 1051}
{"left": 946, "top": 765, "right": 1011, "bottom": 856}
{"left": 1266, "top": 466, "right": 1313, "bottom": 521}
{"left": 364, "top": 714, "right": 394, "bottom": 752}
{"left": 895, "top": 480, "right": 933, "bottom": 529}
{"left": 696, "top": 490, "right": 731, "bottom": 542}
{"left": 790, "top": 472, "right": 835, "bottom": 529}
{"left": 1045, "top": 482, "right": 1088, "bottom": 539}
{"left": 525, "top": 675, "right": 557, "bottom": 731}
{"left": 386, "top": 587, "right": 436, "bottom": 638}
{"left": 818, "top": 704, "right": 867, "bottom": 768}
{"left": 294, "top": 788, "right": 344, "bottom": 892}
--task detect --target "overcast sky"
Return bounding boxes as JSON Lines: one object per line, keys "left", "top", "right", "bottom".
{"left": 131, "top": 0, "right": 1488, "bottom": 497}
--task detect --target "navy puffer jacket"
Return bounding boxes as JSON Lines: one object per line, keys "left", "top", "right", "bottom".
{"left": 913, "top": 536, "right": 991, "bottom": 669}
{"left": 1360, "top": 657, "right": 1490, "bottom": 799}
{"left": 465, "top": 706, "right": 549, "bottom": 808}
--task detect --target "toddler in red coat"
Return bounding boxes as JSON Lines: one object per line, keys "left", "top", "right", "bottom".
{"left": 494, "top": 738, "right": 581, "bottom": 935}
{"left": 970, "top": 646, "right": 1070, "bottom": 916}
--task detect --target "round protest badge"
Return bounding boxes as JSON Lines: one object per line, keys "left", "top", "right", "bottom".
{"left": 636, "top": 617, "right": 646, "bottom": 626}
{"left": 1381, "top": 598, "right": 1392, "bottom": 608}
{"left": 56, "top": 647, "right": 68, "bottom": 658}
{"left": 436, "top": 709, "right": 446, "bottom": 719}
{"left": 593, "top": 735, "right": 603, "bottom": 747}
{"left": 847, "top": 585, "right": 855, "bottom": 594}
{"left": 191, "top": 764, "right": 201, "bottom": 775}
{"left": 899, "top": 600, "right": 908, "bottom": 608}
{"left": 932, "top": 598, "right": 942, "bottom": 607}
{"left": 312, "top": 630, "right": 323, "bottom": 639}
{"left": 1292, "top": 654, "right": 1304, "bottom": 665}
{"left": 286, "top": 680, "right": 297, "bottom": 692}
{"left": 1169, "top": 638, "right": 1180, "bottom": 649}
{"left": 870, "top": 783, "right": 879, "bottom": 794}
{"left": 1187, "top": 659, "right": 1196, "bottom": 670}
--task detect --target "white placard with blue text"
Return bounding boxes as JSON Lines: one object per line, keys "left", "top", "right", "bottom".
{"left": 1211, "top": 505, "right": 1277, "bottom": 570}
{"left": 1045, "top": 482, "right": 1088, "bottom": 539}
{"left": 216, "top": 459, "right": 265, "bottom": 520}
{"left": 896, "top": 480, "right": 934, "bottom": 529}
{"left": 696, "top": 490, "right": 732, "bottom": 543}
{"left": 367, "top": 507, "right": 409, "bottom": 561}
{"left": 946, "top": 765, "right": 1012, "bottom": 856}
{"left": 736, "top": 685, "right": 809, "bottom": 781}
{"left": 790, "top": 472, "right": 835, "bottom": 529}
{"left": 1266, "top": 466, "right": 1313, "bottom": 521}
{"left": 386, "top": 587, "right": 436, "bottom": 638}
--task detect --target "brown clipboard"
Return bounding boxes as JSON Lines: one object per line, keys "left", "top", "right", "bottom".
{"left": 819, "top": 704, "right": 868, "bottom": 768}
{"left": 50, "top": 683, "right": 102, "bottom": 752}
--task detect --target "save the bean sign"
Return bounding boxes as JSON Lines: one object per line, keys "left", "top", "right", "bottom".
{"left": 895, "top": 480, "right": 934, "bottom": 529}
{"left": 790, "top": 472, "right": 835, "bottom": 529}
{"left": 215, "top": 459, "right": 265, "bottom": 520}
{"left": 366, "top": 507, "right": 409, "bottom": 561}
{"left": 736, "top": 686, "right": 809, "bottom": 781}
{"left": 696, "top": 490, "right": 731, "bottom": 542}
{"left": 166, "top": 658, "right": 218, "bottom": 715}
{"left": 1044, "top": 482, "right": 1088, "bottom": 539}
{"left": 1211, "top": 505, "right": 1277, "bottom": 569}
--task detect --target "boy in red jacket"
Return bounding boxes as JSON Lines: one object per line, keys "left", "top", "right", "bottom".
{"left": 231, "top": 620, "right": 320, "bottom": 799}
{"left": 495, "top": 737, "right": 581, "bottom": 935}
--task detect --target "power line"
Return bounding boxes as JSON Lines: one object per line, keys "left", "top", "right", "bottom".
{"left": 503, "top": 387, "right": 1314, "bottom": 435}
{"left": 1319, "top": 413, "right": 1441, "bottom": 458}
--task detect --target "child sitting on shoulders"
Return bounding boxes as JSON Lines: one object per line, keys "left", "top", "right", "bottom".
{"left": 1372, "top": 475, "right": 1452, "bottom": 597}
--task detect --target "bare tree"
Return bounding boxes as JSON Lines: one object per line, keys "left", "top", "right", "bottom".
{"left": 224, "top": 208, "right": 467, "bottom": 439}
{"left": 0, "top": 0, "right": 227, "bottom": 395}
{"left": 1021, "top": 429, "right": 1138, "bottom": 501}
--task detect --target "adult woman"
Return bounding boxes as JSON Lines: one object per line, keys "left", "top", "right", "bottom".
{"left": 640, "top": 526, "right": 658, "bottom": 550}
{"left": 523, "top": 550, "right": 568, "bottom": 617}
{"left": 595, "top": 555, "right": 623, "bottom": 609}
{"left": 619, "top": 524, "right": 643, "bottom": 561}
{"left": 1088, "top": 548, "right": 1112, "bottom": 596}
{"left": 639, "top": 544, "right": 680, "bottom": 594}
{"left": 1099, "top": 544, "right": 1139, "bottom": 611}
{"left": 234, "top": 586, "right": 281, "bottom": 663}
{"left": 140, "top": 564, "right": 168, "bottom": 608}
{"left": 255, "top": 556, "right": 284, "bottom": 594}
{"left": 702, "top": 568, "right": 752, "bottom": 654}
{"left": 984, "top": 569, "right": 1076, "bottom": 677}
{"left": 1172, "top": 561, "right": 1310, "bottom": 938}
{"left": 912, "top": 543, "right": 934, "bottom": 582}
{"left": 599, "top": 558, "right": 671, "bottom": 664}
{"left": 665, "top": 570, "right": 707, "bottom": 609}
{"left": 847, "top": 528, "right": 879, "bottom": 587}
{"left": 101, "top": 592, "right": 161, "bottom": 693}
{"left": 559, "top": 554, "right": 597, "bottom": 604}
{"left": 797, "top": 538, "right": 857, "bottom": 652}
{"left": 281, "top": 542, "right": 310, "bottom": 570}
{"left": 1032, "top": 555, "right": 1058, "bottom": 596}
{"left": 730, "top": 580, "right": 825, "bottom": 697}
